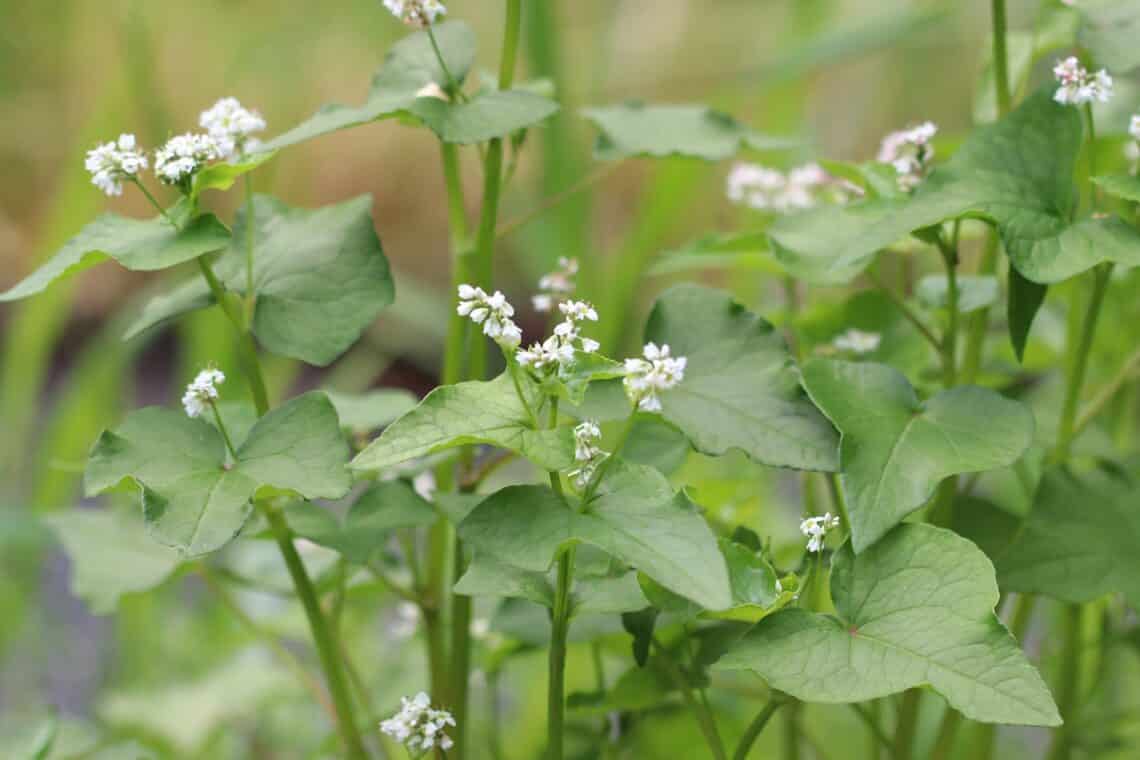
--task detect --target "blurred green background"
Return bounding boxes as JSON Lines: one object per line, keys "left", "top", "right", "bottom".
{"left": 3, "top": 0, "right": 1113, "bottom": 757}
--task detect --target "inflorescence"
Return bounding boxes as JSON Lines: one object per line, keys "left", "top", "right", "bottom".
{"left": 800, "top": 513, "right": 841, "bottom": 553}
{"left": 877, "top": 122, "right": 937, "bottom": 192}
{"left": 1052, "top": 56, "right": 1113, "bottom": 106}
{"left": 84, "top": 134, "right": 148, "bottom": 197}
{"left": 199, "top": 97, "right": 267, "bottom": 158}
{"left": 382, "top": 0, "right": 447, "bottom": 27}
{"left": 569, "top": 420, "right": 608, "bottom": 489}
{"left": 456, "top": 284, "right": 523, "bottom": 348}
{"left": 726, "top": 162, "right": 856, "bottom": 212}
{"left": 833, "top": 328, "right": 882, "bottom": 355}
{"left": 181, "top": 368, "right": 225, "bottom": 419}
{"left": 533, "top": 257, "right": 579, "bottom": 312}
{"left": 623, "top": 342, "right": 686, "bottom": 412}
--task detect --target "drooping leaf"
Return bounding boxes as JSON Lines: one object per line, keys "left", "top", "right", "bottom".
{"left": 621, "top": 608, "right": 659, "bottom": 667}
{"left": 916, "top": 274, "right": 1000, "bottom": 313}
{"left": 258, "top": 20, "right": 477, "bottom": 152}
{"left": 1078, "top": 0, "right": 1140, "bottom": 73}
{"left": 189, "top": 151, "right": 277, "bottom": 204}
{"left": 323, "top": 388, "right": 419, "bottom": 433}
{"left": 46, "top": 509, "right": 182, "bottom": 615}
{"left": 350, "top": 372, "right": 575, "bottom": 473}
{"left": 1093, "top": 174, "right": 1140, "bottom": 203}
{"left": 801, "top": 359, "right": 1034, "bottom": 552}
{"left": 769, "top": 90, "right": 1140, "bottom": 286}
{"left": 716, "top": 524, "right": 1061, "bottom": 726}
{"left": 1008, "top": 266, "right": 1049, "bottom": 361}
{"left": 0, "top": 213, "right": 229, "bottom": 302}
{"left": 644, "top": 284, "right": 839, "bottom": 471}
{"left": 582, "top": 103, "right": 794, "bottom": 161}
{"left": 410, "top": 88, "right": 559, "bottom": 144}
{"left": 458, "top": 461, "right": 732, "bottom": 609}
{"left": 125, "top": 195, "right": 394, "bottom": 366}
{"left": 286, "top": 480, "right": 436, "bottom": 563}
{"left": 85, "top": 392, "right": 351, "bottom": 555}
{"left": 998, "top": 465, "right": 1140, "bottom": 609}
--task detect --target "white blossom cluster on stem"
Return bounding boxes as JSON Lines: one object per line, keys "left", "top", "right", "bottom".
{"left": 568, "top": 420, "right": 608, "bottom": 489}
{"left": 181, "top": 367, "right": 225, "bottom": 419}
{"left": 457, "top": 284, "right": 523, "bottom": 348}
{"left": 199, "top": 97, "right": 266, "bottom": 158}
{"left": 516, "top": 299, "right": 601, "bottom": 373}
{"left": 379, "top": 692, "right": 456, "bottom": 755}
{"left": 533, "top": 257, "right": 579, "bottom": 312}
{"left": 833, "top": 328, "right": 881, "bottom": 355}
{"left": 1052, "top": 56, "right": 1113, "bottom": 106}
{"left": 155, "top": 133, "right": 224, "bottom": 186}
{"left": 85, "top": 134, "right": 148, "bottom": 197}
{"left": 382, "top": 0, "right": 447, "bottom": 27}
{"left": 623, "top": 342, "right": 686, "bottom": 412}
{"left": 726, "top": 162, "right": 856, "bottom": 212}
{"left": 877, "top": 122, "right": 937, "bottom": 192}
{"left": 800, "top": 513, "right": 840, "bottom": 553}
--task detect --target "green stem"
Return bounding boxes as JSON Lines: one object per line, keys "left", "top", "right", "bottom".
{"left": 1074, "top": 343, "right": 1140, "bottom": 435}
{"left": 495, "top": 163, "right": 619, "bottom": 240}
{"left": 960, "top": 232, "right": 999, "bottom": 384}
{"left": 991, "top": 0, "right": 1011, "bottom": 117}
{"left": 547, "top": 544, "right": 575, "bottom": 760}
{"left": 826, "top": 473, "right": 850, "bottom": 537}
{"left": 1054, "top": 263, "right": 1113, "bottom": 461}
{"left": 929, "top": 708, "right": 962, "bottom": 760}
{"left": 938, "top": 234, "right": 959, "bottom": 388}
{"left": 243, "top": 174, "right": 257, "bottom": 326}
{"left": 1047, "top": 604, "right": 1084, "bottom": 760}
{"left": 263, "top": 506, "right": 369, "bottom": 760}
{"left": 894, "top": 690, "right": 921, "bottom": 760}
{"left": 782, "top": 702, "right": 801, "bottom": 760}
{"left": 132, "top": 178, "right": 176, "bottom": 227}
{"left": 208, "top": 401, "right": 238, "bottom": 459}
{"left": 733, "top": 698, "right": 786, "bottom": 760}
{"left": 426, "top": 23, "right": 462, "bottom": 97}
{"left": 866, "top": 269, "right": 941, "bottom": 353}
{"left": 653, "top": 637, "right": 728, "bottom": 760}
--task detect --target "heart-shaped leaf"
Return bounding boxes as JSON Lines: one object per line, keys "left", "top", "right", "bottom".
{"left": 410, "top": 89, "right": 559, "bottom": 144}
{"left": 85, "top": 392, "right": 351, "bottom": 556}
{"left": 458, "top": 461, "right": 732, "bottom": 609}
{"left": 46, "top": 509, "right": 183, "bottom": 614}
{"left": 259, "top": 20, "right": 477, "bottom": 152}
{"left": 350, "top": 372, "right": 574, "bottom": 473}
{"left": 0, "top": 213, "right": 229, "bottom": 302}
{"left": 582, "top": 104, "right": 795, "bottom": 161}
{"left": 716, "top": 524, "right": 1061, "bottom": 726}
{"left": 125, "top": 195, "right": 394, "bottom": 366}
{"left": 998, "top": 464, "right": 1140, "bottom": 609}
{"left": 645, "top": 284, "right": 839, "bottom": 471}
{"left": 323, "top": 388, "right": 418, "bottom": 433}
{"left": 916, "top": 274, "right": 1000, "bottom": 313}
{"left": 801, "top": 359, "right": 1034, "bottom": 552}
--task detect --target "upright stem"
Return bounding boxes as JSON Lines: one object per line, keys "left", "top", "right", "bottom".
{"left": 1054, "top": 263, "right": 1113, "bottom": 461}
{"left": 653, "top": 638, "right": 728, "bottom": 760}
{"left": 991, "top": 0, "right": 1011, "bottom": 117}
{"left": 1047, "top": 604, "right": 1083, "bottom": 760}
{"left": 263, "top": 506, "right": 369, "bottom": 759}
{"left": 929, "top": 708, "right": 963, "bottom": 760}
{"left": 243, "top": 175, "right": 257, "bottom": 325}
{"left": 546, "top": 397, "right": 574, "bottom": 760}
{"left": 894, "top": 689, "right": 921, "bottom": 760}
{"left": 733, "top": 698, "right": 785, "bottom": 760}
{"left": 782, "top": 702, "right": 801, "bottom": 760}
{"left": 938, "top": 234, "right": 959, "bottom": 388}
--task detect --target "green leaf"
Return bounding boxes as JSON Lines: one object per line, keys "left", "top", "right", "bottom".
{"left": 916, "top": 274, "right": 999, "bottom": 313}
{"left": 410, "top": 89, "right": 559, "bottom": 144}
{"left": 645, "top": 284, "right": 839, "bottom": 471}
{"left": 582, "top": 103, "right": 794, "bottom": 161}
{"left": 458, "top": 461, "right": 732, "bottom": 609}
{"left": 46, "top": 510, "right": 182, "bottom": 614}
{"left": 1078, "top": 0, "right": 1140, "bottom": 73}
{"left": 648, "top": 231, "right": 779, "bottom": 276}
{"left": 126, "top": 195, "right": 394, "bottom": 366}
{"left": 323, "top": 388, "right": 419, "bottom": 433}
{"left": 454, "top": 554, "right": 555, "bottom": 608}
{"left": 716, "top": 524, "right": 1061, "bottom": 726}
{"left": 1093, "top": 173, "right": 1140, "bottom": 203}
{"left": 621, "top": 608, "right": 659, "bottom": 667}
{"left": 0, "top": 213, "right": 229, "bottom": 302}
{"left": 770, "top": 90, "right": 1140, "bottom": 286}
{"left": 259, "top": 20, "right": 477, "bottom": 152}
{"left": 86, "top": 392, "right": 351, "bottom": 555}
{"left": 286, "top": 480, "right": 436, "bottom": 563}
{"left": 189, "top": 151, "right": 276, "bottom": 204}
{"left": 1008, "top": 266, "right": 1048, "bottom": 361}
{"left": 998, "top": 465, "right": 1140, "bottom": 608}
{"left": 801, "top": 359, "right": 1034, "bottom": 552}
{"left": 350, "top": 372, "right": 575, "bottom": 473}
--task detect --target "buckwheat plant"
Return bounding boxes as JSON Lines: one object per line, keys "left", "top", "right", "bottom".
{"left": 9, "top": 0, "right": 1140, "bottom": 758}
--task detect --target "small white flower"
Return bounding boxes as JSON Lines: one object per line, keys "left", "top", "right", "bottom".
{"left": 726, "top": 162, "right": 840, "bottom": 212}
{"left": 415, "top": 81, "right": 449, "bottom": 101}
{"left": 85, "top": 134, "right": 148, "bottom": 197}
{"left": 800, "top": 513, "right": 841, "bottom": 553}
{"left": 380, "top": 692, "right": 456, "bottom": 755}
{"left": 573, "top": 420, "right": 603, "bottom": 462}
{"left": 382, "top": 0, "right": 447, "bottom": 27}
{"left": 833, "top": 328, "right": 881, "bottom": 355}
{"left": 181, "top": 367, "right": 225, "bottom": 418}
{"left": 516, "top": 299, "right": 601, "bottom": 374}
{"left": 412, "top": 471, "right": 436, "bottom": 502}
{"left": 1052, "top": 56, "right": 1113, "bottom": 106}
{"left": 199, "top": 97, "right": 266, "bottom": 158}
{"left": 877, "top": 122, "right": 937, "bottom": 192}
{"left": 559, "top": 299, "right": 599, "bottom": 323}
{"left": 457, "top": 284, "right": 522, "bottom": 348}
{"left": 623, "top": 342, "right": 686, "bottom": 413}
{"left": 533, "top": 257, "right": 578, "bottom": 312}
{"left": 155, "top": 133, "right": 223, "bottom": 186}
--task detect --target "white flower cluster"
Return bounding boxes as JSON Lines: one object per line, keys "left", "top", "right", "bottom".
{"left": 800, "top": 513, "right": 840, "bottom": 553}
{"left": 1125, "top": 114, "right": 1140, "bottom": 175}
{"left": 181, "top": 367, "right": 225, "bottom": 418}
{"left": 85, "top": 134, "right": 149, "bottom": 197}
{"left": 380, "top": 692, "right": 456, "bottom": 754}
{"left": 457, "top": 284, "right": 523, "bottom": 348}
{"left": 569, "top": 420, "right": 608, "bottom": 489}
{"left": 833, "top": 328, "right": 881, "bottom": 355}
{"left": 726, "top": 162, "right": 854, "bottom": 212}
{"left": 382, "top": 0, "right": 447, "bottom": 27}
{"left": 533, "top": 257, "right": 579, "bottom": 312}
{"left": 155, "top": 132, "right": 224, "bottom": 186}
{"left": 623, "top": 342, "right": 686, "bottom": 412}
{"left": 516, "top": 299, "right": 601, "bottom": 372}
{"left": 877, "top": 122, "right": 937, "bottom": 192}
{"left": 199, "top": 97, "right": 266, "bottom": 158}
{"left": 1052, "top": 56, "right": 1113, "bottom": 106}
